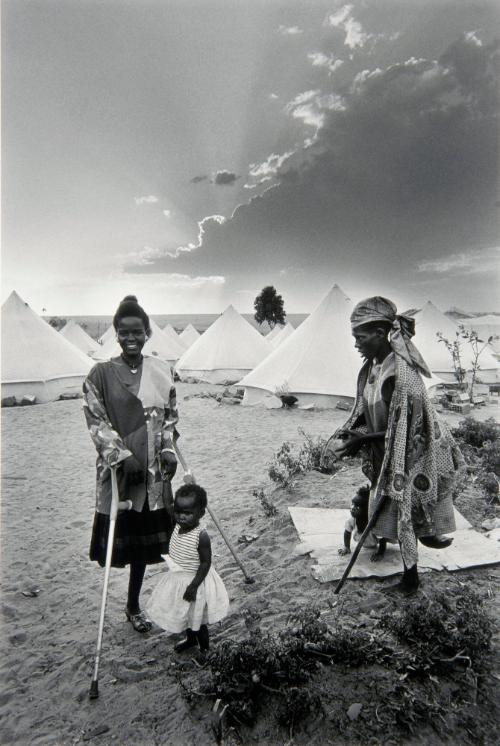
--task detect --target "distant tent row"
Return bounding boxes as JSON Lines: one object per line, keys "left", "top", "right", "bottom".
{"left": 459, "top": 314, "right": 500, "bottom": 355}
{"left": 412, "top": 302, "right": 500, "bottom": 384}
{"left": 267, "top": 322, "right": 295, "bottom": 350}
{"left": 93, "top": 318, "right": 186, "bottom": 364}
{"left": 3, "top": 288, "right": 499, "bottom": 406}
{"left": 176, "top": 305, "right": 270, "bottom": 384}
{"left": 60, "top": 319, "right": 101, "bottom": 357}
{"left": 179, "top": 323, "right": 201, "bottom": 348}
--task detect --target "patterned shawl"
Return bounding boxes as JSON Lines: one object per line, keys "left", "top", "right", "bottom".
{"left": 322, "top": 354, "right": 465, "bottom": 566}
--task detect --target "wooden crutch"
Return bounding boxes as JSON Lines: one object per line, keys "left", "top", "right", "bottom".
{"left": 172, "top": 442, "right": 255, "bottom": 584}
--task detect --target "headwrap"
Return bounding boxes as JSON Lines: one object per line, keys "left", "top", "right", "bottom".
{"left": 113, "top": 295, "right": 151, "bottom": 335}
{"left": 350, "top": 296, "right": 431, "bottom": 378}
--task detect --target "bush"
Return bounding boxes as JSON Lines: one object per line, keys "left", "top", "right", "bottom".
{"left": 380, "top": 587, "right": 493, "bottom": 675}
{"left": 452, "top": 417, "right": 500, "bottom": 449}
{"left": 268, "top": 430, "right": 329, "bottom": 487}
{"left": 252, "top": 487, "right": 278, "bottom": 517}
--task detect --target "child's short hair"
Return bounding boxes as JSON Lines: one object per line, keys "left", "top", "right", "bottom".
{"left": 175, "top": 483, "right": 208, "bottom": 512}
{"left": 353, "top": 485, "right": 370, "bottom": 503}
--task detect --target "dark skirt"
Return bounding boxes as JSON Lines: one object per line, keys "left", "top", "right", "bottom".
{"left": 89, "top": 500, "right": 173, "bottom": 568}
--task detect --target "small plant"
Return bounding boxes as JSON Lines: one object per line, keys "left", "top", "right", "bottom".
{"left": 268, "top": 430, "right": 330, "bottom": 487}
{"left": 252, "top": 487, "right": 278, "bottom": 517}
{"left": 437, "top": 329, "right": 466, "bottom": 387}
{"left": 437, "top": 326, "right": 498, "bottom": 399}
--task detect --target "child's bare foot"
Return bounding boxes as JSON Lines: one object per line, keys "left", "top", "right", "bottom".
{"left": 338, "top": 547, "right": 351, "bottom": 556}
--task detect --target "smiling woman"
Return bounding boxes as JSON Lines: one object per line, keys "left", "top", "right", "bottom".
{"left": 83, "top": 295, "right": 179, "bottom": 633}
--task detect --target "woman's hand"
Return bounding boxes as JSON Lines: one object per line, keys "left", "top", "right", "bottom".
{"left": 160, "top": 450, "right": 177, "bottom": 479}
{"left": 183, "top": 583, "right": 198, "bottom": 602}
{"left": 122, "top": 454, "right": 144, "bottom": 485}
{"left": 333, "top": 430, "right": 367, "bottom": 458}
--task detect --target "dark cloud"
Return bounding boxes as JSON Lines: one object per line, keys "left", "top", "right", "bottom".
{"left": 214, "top": 170, "right": 238, "bottom": 186}
{"left": 190, "top": 175, "right": 208, "bottom": 183}
{"left": 128, "top": 36, "right": 499, "bottom": 288}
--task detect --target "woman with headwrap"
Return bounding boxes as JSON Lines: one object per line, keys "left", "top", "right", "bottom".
{"left": 321, "top": 296, "right": 465, "bottom": 594}
{"left": 83, "top": 296, "right": 178, "bottom": 632}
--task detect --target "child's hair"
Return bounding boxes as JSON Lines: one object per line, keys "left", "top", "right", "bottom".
{"left": 175, "top": 483, "right": 208, "bottom": 513}
{"left": 352, "top": 485, "right": 370, "bottom": 531}
{"left": 354, "top": 485, "right": 370, "bottom": 504}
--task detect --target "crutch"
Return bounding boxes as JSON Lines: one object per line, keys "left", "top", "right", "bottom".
{"left": 172, "top": 442, "right": 255, "bottom": 584}
{"left": 89, "top": 466, "right": 120, "bottom": 699}
{"left": 334, "top": 495, "right": 388, "bottom": 595}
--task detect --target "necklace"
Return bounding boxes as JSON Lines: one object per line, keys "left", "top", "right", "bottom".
{"left": 121, "top": 354, "right": 143, "bottom": 374}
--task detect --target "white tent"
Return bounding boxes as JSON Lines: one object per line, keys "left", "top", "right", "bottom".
{"left": 413, "top": 302, "right": 500, "bottom": 383}
{"left": 179, "top": 323, "right": 201, "bottom": 348}
{"left": 239, "top": 284, "right": 360, "bottom": 408}
{"left": 93, "top": 318, "right": 185, "bottom": 363}
{"left": 266, "top": 324, "right": 288, "bottom": 342}
{"left": 60, "top": 320, "right": 100, "bottom": 357}
{"left": 98, "top": 324, "right": 115, "bottom": 345}
{"left": 1, "top": 291, "right": 92, "bottom": 403}
{"left": 268, "top": 322, "right": 295, "bottom": 350}
{"left": 459, "top": 315, "right": 500, "bottom": 355}
{"left": 175, "top": 305, "right": 271, "bottom": 384}
{"left": 163, "top": 323, "right": 187, "bottom": 351}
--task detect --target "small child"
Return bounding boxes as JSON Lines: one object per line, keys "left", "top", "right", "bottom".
{"left": 338, "top": 486, "right": 387, "bottom": 563}
{"left": 146, "top": 484, "right": 229, "bottom": 653}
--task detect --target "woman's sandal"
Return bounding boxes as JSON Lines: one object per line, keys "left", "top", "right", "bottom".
{"left": 125, "top": 609, "right": 152, "bottom": 633}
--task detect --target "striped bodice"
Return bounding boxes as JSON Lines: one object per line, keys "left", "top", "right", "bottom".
{"left": 169, "top": 525, "right": 201, "bottom": 571}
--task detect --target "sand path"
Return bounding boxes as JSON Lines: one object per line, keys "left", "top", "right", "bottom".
{"left": 1, "top": 386, "right": 499, "bottom": 745}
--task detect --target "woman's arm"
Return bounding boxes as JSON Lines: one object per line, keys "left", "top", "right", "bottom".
{"left": 82, "top": 370, "right": 132, "bottom": 467}
{"left": 183, "top": 530, "right": 212, "bottom": 602}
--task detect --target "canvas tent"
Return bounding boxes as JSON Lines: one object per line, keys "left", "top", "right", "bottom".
{"left": 459, "top": 315, "right": 500, "bottom": 355}
{"left": 239, "top": 284, "right": 361, "bottom": 408}
{"left": 175, "top": 305, "right": 270, "bottom": 384}
{"left": 1, "top": 291, "right": 92, "bottom": 403}
{"left": 98, "top": 324, "right": 115, "bottom": 345}
{"left": 266, "top": 324, "right": 285, "bottom": 342}
{"left": 163, "top": 323, "right": 187, "bottom": 351}
{"left": 179, "top": 323, "right": 201, "bottom": 348}
{"left": 60, "top": 320, "right": 100, "bottom": 357}
{"left": 413, "top": 302, "right": 500, "bottom": 383}
{"left": 93, "top": 318, "right": 185, "bottom": 363}
{"left": 268, "top": 322, "right": 295, "bottom": 349}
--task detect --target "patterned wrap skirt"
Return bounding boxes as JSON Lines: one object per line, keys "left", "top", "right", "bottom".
{"left": 89, "top": 499, "right": 173, "bottom": 568}
{"left": 146, "top": 556, "right": 230, "bottom": 633}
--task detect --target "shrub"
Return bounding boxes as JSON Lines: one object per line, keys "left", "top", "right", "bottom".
{"left": 452, "top": 417, "right": 500, "bottom": 449}
{"left": 268, "top": 430, "right": 330, "bottom": 487}
{"left": 252, "top": 487, "right": 278, "bottom": 517}
{"left": 380, "top": 587, "right": 493, "bottom": 675}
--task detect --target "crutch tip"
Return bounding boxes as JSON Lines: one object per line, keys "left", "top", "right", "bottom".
{"left": 244, "top": 576, "right": 256, "bottom": 584}
{"left": 89, "top": 680, "right": 99, "bottom": 699}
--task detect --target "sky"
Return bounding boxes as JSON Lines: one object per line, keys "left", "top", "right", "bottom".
{"left": 2, "top": 0, "right": 500, "bottom": 315}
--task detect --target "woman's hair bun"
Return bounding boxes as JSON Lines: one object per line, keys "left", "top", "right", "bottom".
{"left": 122, "top": 295, "right": 138, "bottom": 303}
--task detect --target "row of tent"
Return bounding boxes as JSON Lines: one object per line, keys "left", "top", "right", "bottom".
{"left": 2, "top": 287, "right": 500, "bottom": 405}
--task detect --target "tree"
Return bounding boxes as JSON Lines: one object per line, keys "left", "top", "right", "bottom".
{"left": 48, "top": 316, "right": 67, "bottom": 331}
{"left": 254, "top": 286, "right": 286, "bottom": 329}
{"left": 437, "top": 325, "right": 498, "bottom": 399}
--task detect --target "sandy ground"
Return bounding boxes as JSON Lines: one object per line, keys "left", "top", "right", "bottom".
{"left": 1, "top": 385, "right": 499, "bottom": 745}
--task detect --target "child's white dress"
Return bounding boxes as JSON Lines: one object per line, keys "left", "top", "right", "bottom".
{"left": 146, "top": 524, "right": 229, "bottom": 633}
